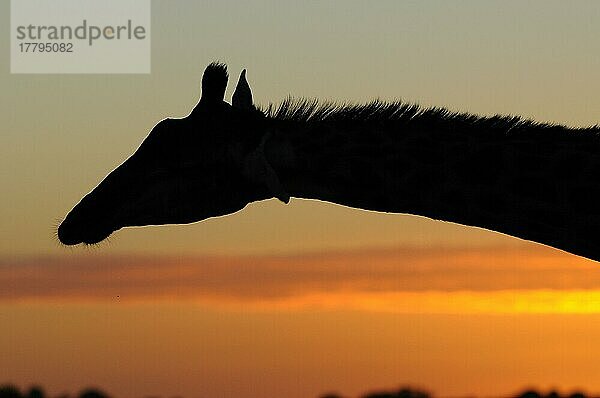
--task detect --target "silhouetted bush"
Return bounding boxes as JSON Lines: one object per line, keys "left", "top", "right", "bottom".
{"left": 548, "top": 391, "right": 560, "bottom": 398}
{"left": 362, "top": 386, "right": 431, "bottom": 398}
{"left": 514, "top": 389, "right": 598, "bottom": 398}
{"left": 77, "top": 389, "right": 110, "bottom": 398}
{"left": 0, "top": 385, "right": 22, "bottom": 398}
{"left": 25, "top": 386, "right": 44, "bottom": 398}
{"left": 517, "top": 390, "right": 542, "bottom": 398}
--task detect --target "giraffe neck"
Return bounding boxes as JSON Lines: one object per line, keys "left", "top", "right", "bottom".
{"left": 264, "top": 116, "right": 600, "bottom": 260}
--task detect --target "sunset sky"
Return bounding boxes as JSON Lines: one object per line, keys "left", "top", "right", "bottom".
{"left": 2, "top": 1, "right": 600, "bottom": 398}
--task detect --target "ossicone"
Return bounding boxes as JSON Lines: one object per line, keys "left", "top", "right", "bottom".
{"left": 232, "top": 69, "right": 254, "bottom": 110}
{"left": 201, "top": 62, "right": 228, "bottom": 103}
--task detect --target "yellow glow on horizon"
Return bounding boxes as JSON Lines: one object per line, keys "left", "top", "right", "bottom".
{"left": 178, "top": 289, "right": 600, "bottom": 314}
{"left": 4, "top": 244, "right": 600, "bottom": 315}
{"left": 10, "top": 289, "right": 600, "bottom": 315}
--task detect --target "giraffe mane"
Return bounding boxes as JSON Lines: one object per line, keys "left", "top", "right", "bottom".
{"left": 260, "top": 97, "right": 600, "bottom": 138}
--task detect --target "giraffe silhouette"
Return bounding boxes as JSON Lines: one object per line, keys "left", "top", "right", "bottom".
{"left": 58, "top": 62, "right": 600, "bottom": 261}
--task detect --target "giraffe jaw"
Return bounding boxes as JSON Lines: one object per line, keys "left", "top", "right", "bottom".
{"left": 56, "top": 164, "right": 222, "bottom": 246}
{"left": 57, "top": 223, "right": 115, "bottom": 245}
{"left": 57, "top": 209, "right": 118, "bottom": 245}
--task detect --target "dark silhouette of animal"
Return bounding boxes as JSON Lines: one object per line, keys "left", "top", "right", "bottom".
{"left": 58, "top": 62, "right": 600, "bottom": 261}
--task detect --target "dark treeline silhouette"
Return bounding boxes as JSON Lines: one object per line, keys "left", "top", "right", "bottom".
{"left": 0, "top": 386, "right": 109, "bottom": 398}
{"left": 1, "top": 384, "right": 597, "bottom": 398}
{"left": 515, "top": 390, "right": 592, "bottom": 398}
{"left": 320, "top": 387, "right": 598, "bottom": 398}
{"left": 319, "top": 386, "right": 432, "bottom": 398}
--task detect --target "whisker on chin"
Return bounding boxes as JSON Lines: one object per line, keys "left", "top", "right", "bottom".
{"left": 50, "top": 216, "right": 69, "bottom": 248}
{"left": 82, "top": 232, "right": 114, "bottom": 251}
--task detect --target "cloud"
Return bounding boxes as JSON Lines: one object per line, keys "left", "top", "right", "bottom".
{"left": 1, "top": 245, "right": 599, "bottom": 306}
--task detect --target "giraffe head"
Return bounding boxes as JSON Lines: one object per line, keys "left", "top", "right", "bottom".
{"left": 58, "top": 62, "right": 286, "bottom": 245}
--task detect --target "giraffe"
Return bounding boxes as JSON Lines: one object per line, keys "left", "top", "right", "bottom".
{"left": 58, "top": 62, "right": 600, "bottom": 262}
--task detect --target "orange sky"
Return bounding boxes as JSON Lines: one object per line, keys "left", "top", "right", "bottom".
{"left": 3, "top": 244, "right": 600, "bottom": 312}
{"left": 3, "top": 244, "right": 600, "bottom": 398}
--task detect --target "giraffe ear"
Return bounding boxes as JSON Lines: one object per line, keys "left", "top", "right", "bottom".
{"left": 232, "top": 69, "right": 253, "bottom": 109}
{"left": 201, "top": 62, "right": 228, "bottom": 103}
